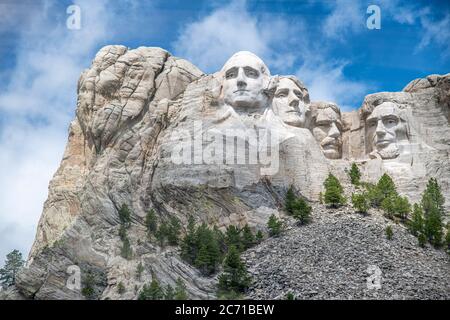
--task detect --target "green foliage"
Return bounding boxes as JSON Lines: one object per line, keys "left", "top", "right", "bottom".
{"left": 120, "top": 236, "right": 133, "bottom": 260}
{"left": 351, "top": 192, "right": 369, "bottom": 213}
{"left": 368, "top": 174, "right": 397, "bottom": 208}
{"left": 180, "top": 217, "right": 198, "bottom": 263}
{"left": 393, "top": 196, "right": 411, "bottom": 220}
{"left": 285, "top": 186, "right": 297, "bottom": 214}
{"left": 385, "top": 225, "right": 393, "bottom": 240}
{"left": 81, "top": 272, "right": 96, "bottom": 299}
{"left": 118, "top": 204, "right": 132, "bottom": 226}
{"left": 167, "top": 216, "right": 181, "bottom": 246}
{"left": 418, "top": 232, "right": 427, "bottom": 248}
{"left": 291, "top": 197, "right": 312, "bottom": 225}
{"left": 349, "top": 163, "right": 361, "bottom": 185}
{"left": 218, "top": 246, "right": 252, "bottom": 298}
{"left": 267, "top": 214, "right": 283, "bottom": 237}
{"left": 164, "top": 284, "right": 175, "bottom": 300}
{"left": 138, "top": 277, "right": 164, "bottom": 300}
{"left": 323, "top": 173, "right": 346, "bottom": 208}
{"left": 422, "top": 178, "right": 445, "bottom": 247}
{"left": 136, "top": 262, "right": 144, "bottom": 280}
{"left": 256, "top": 230, "right": 264, "bottom": 243}
{"left": 285, "top": 292, "right": 295, "bottom": 300}
{"left": 156, "top": 223, "right": 169, "bottom": 247}
{"left": 117, "top": 281, "right": 125, "bottom": 294}
{"left": 145, "top": 209, "right": 158, "bottom": 234}
{"left": 241, "top": 225, "right": 255, "bottom": 250}
{"left": 409, "top": 204, "right": 425, "bottom": 236}
{"left": 0, "top": 249, "right": 24, "bottom": 288}
{"left": 174, "top": 277, "right": 188, "bottom": 300}
{"left": 225, "top": 225, "right": 243, "bottom": 252}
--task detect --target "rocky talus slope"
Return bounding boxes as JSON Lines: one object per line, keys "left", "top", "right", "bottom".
{"left": 243, "top": 206, "right": 449, "bottom": 300}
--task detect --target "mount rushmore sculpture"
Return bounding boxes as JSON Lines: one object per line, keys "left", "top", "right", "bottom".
{"left": 8, "top": 47, "right": 449, "bottom": 300}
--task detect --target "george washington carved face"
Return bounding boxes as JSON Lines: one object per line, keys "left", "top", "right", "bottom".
{"left": 365, "top": 102, "right": 408, "bottom": 159}
{"left": 221, "top": 51, "right": 270, "bottom": 111}
{"left": 272, "top": 77, "right": 310, "bottom": 128}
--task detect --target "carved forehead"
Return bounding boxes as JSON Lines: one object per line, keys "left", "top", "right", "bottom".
{"left": 221, "top": 51, "right": 270, "bottom": 76}
{"left": 367, "top": 102, "right": 400, "bottom": 120}
{"left": 277, "top": 78, "right": 301, "bottom": 91}
{"left": 316, "top": 106, "right": 341, "bottom": 122}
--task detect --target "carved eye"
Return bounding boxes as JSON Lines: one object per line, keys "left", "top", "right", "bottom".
{"left": 385, "top": 118, "right": 398, "bottom": 125}
{"left": 226, "top": 70, "right": 237, "bottom": 79}
{"left": 276, "top": 91, "right": 287, "bottom": 98}
{"left": 244, "top": 67, "right": 259, "bottom": 78}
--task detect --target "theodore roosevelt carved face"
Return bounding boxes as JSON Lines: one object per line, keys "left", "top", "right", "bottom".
{"left": 310, "top": 102, "right": 342, "bottom": 159}
{"left": 365, "top": 102, "right": 408, "bottom": 159}
{"left": 221, "top": 51, "right": 270, "bottom": 111}
{"left": 272, "top": 76, "right": 310, "bottom": 128}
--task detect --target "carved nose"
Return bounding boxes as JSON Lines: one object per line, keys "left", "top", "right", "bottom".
{"left": 328, "top": 122, "right": 340, "bottom": 138}
{"left": 288, "top": 94, "right": 299, "bottom": 108}
{"left": 375, "top": 120, "right": 386, "bottom": 135}
{"left": 236, "top": 69, "right": 246, "bottom": 88}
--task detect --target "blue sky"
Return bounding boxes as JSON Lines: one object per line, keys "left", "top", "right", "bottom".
{"left": 0, "top": 0, "right": 449, "bottom": 265}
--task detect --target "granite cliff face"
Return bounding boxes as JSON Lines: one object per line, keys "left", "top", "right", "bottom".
{"left": 4, "top": 47, "right": 449, "bottom": 300}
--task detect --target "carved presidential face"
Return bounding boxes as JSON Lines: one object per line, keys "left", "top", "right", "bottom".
{"left": 366, "top": 102, "right": 408, "bottom": 159}
{"left": 272, "top": 78, "right": 308, "bottom": 127}
{"left": 221, "top": 52, "right": 269, "bottom": 110}
{"left": 312, "top": 106, "right": 342, "bottom": 159}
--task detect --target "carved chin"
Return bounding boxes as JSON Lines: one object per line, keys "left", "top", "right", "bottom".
{"left": 322, "top": 148, "right": 341, "bottom": 159}
{"left": 376, "top": 143, "right": 399, "bottom": 159}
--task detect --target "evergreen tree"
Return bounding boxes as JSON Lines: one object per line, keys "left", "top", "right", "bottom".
{"left": 349, "top": 163, "right": 361, "bottom": 185}
{"left": 385, "top": 225, "right": 393, "bottom": 240}
{"left": 167, "top": 216, "right": 181, "bottom": 246}
{"left": 285, "top": 186, "right": 297, "bottom": 214}
{"left": 181, "top": 216, "right": 197, "bottom": 264}
{"left": 138, "top": 277, "right": 164, "bottom": 300}
{"left": 421, "top": 178, "right": 445, "bottom": 247}
{"left": 285, "top": 292, "right": 295, "bottom": 300}
{"left": 409, "top": 204, "right": 425, "bottom": 236}
{"left": 0, "top": 250, "right": 24, "bottom": 288}
{"left": 242, "top": 225, "right": 255, "bottom": 249}
{"left": 136, "top": 262, "right": 144, "bottom": 280}
{"left": 256, "top": 230, "right": 264, "bottom": 243}
{"left": 145, "top": 209, "right": 158, "bottom": 234}
{"left": 118, "top": 204, "right": 132, "bottom": 227}
{"left": 225, "top": 225, "right": 243, "bottom": 251}
{"left": 418, "top": 232, "right": 427, "bottom": 247}
{"left": 393, "top": 195, "right": 411, "bottom": 220}
{"left": 291, "top": 197, "right": 312, "bottom": 225}
{"left": 120, "top": 236, "right": 133, "bottom": 260}
{"left": 218, "top": 246, "right": 252, "bottom": 297}
{"left": 117, "top": 281, "right": 125, "bottom": 294}
{"left": 156, "top": 223, "right": 168, "bottom": 247}
{"left": 370, "top": 174, "right": 397, "bottom": 207}
{"left": 267, "top": 214, "right": 283, "bottom": 237}
{"left": 174, "top": 277, "right": 188, "bottom": 300}
{"left": 194, "top": 224, "right": 222, "bottom": 275}
{"left": 323, "top": 173, "right": 346, "bottom": 208}
{"left": 81, "top": 272, "right": 96, "bottom": 299}
{"left": 351, "top": 192, "right": 369, "bottom": 213}
{"left": 381, "top": 194, "right": 397, "bottom": 219}
{"left": 164, "top": 284, "right": 175, "bottom": 300}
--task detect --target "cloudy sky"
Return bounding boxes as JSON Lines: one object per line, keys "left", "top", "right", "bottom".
{"left": 0, "top": 0, "right": 449, "bottom": 265}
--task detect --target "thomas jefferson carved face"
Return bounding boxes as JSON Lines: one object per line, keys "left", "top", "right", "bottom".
{"left": 272, "top": 77, "right": 309, "bottom": 128}
{"left": 221, "top": 51, "right": 270, "bottom": 111}
{"left": 311, "top": 104, "right": 342, "bottom": 159}
{"left": 366, "top": 102, "right": 408, "bottom": 159}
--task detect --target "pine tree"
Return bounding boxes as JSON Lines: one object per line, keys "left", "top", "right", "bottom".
{"left": 418, "top": 233, "right": 426, "bottom": 247}
{"left": 421, "top": 178, "right": 445, "bottom": 247}
{"left": 218, "top": 245, "right": 251, "bottom": 297}
{"left": 225, "top": 225, "right": 243, "bottom": 251}
{"left": 256, "top": 230, "right": 264, "bottom": 243}
{"left": 267, "top": 214, "right": 283, "bottom": 237}
{"left": 370, "top": 174, "right": 397, "bottom": 207}
{"left": 421, "top": 178, "right": 445, "bottom": 216}
{"left": 381, "top": 194, "right": 397, "bottom": 219}
{"left": 285, "top": 186, "right": 296, "bottom": 214}
{"left": 349, "top": 163, "right": 361, "bottom": 185}
{"left": 242, "top": 225, "right": 255, "bottom": 249}
{"left": 393, "top": 195, "right": 411, "bottom": 220}
{"left": 181, "top": 216, "right": 197, "bottom": 264}
{"left": 292, "top": 197, "right": 312, "bottom": 225}
{"left": 117, "top": 281, "right": 125, "bottom": 294}
{"left": 385, "top": 225, "right": 393, "bottom": 240}
{"left": 167, "top": 216, "right": 181, "bottom": 246}
{"left": 156, "top": 223, "right": 168, "bottom": 247}
{"left": 174, "top": 277, "right": 188, "bottom": 300}
{"left": 81, "top": 272, "right": 96, "bottom": 299}
{"left": 0, "top": 250, "right": 24, "bottom": 288}
{"left": 351, "top": 192, "right": 369, "bottom": 213}
{"left": 409, "top": 204, "right": 424, "bottom": 236}
{"left": 118, "top": 204, "right": 132, "bottom": 227}
{"left": 145, "top": 209, "right": 158, "bottom": 234}
{"left": 194, "top": 224, "right": 222, "bottom": 275}
{"left": 164, "top": 284, "right": 175, "bottom": 300}
{"left": 324, "top": 173, "right": 346, "bottom": 208}
{"left": 138, "top": 277, "right": 164, "bottom": 300}
{"left": 136, "top": 262, "right": 144, "bottom": 280}
{"left": 120, "top": 236, "right": 133, "bottom": 260}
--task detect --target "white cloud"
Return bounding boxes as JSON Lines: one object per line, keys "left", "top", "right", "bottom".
{"left": 418, "top": 13, "right": 450, "bottom": 55}
{"left": 322, "top": 0, "right": 365, "bottom": 40}
{"left": 172, "top": 0, "right": 303, "bottom": 73}
{"left": 0, "top": 0, "right": 113, "bottom": 265}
